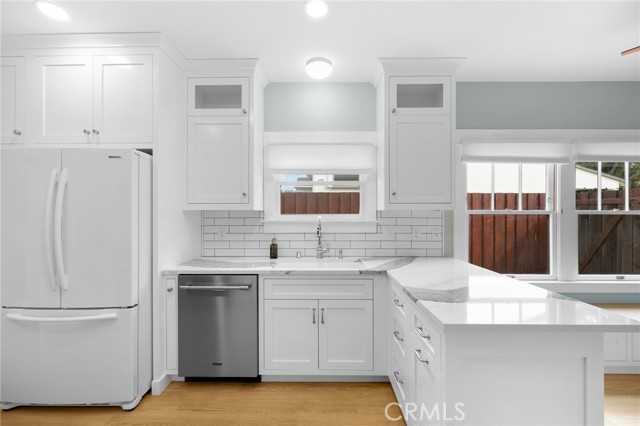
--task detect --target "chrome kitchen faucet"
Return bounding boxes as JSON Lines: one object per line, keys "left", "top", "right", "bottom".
{"left": 316, "top": 216, "right": 330, "bottom": 259}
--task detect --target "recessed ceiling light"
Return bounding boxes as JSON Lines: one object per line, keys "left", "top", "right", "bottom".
{"left": 305, "top": 0, "right": 328, "bottom": 19}
{"left": 305, "top": 57, "right": 333, "bottom": 80}
{"left": 34, "top": 0, "right": 69, "bottom": 21}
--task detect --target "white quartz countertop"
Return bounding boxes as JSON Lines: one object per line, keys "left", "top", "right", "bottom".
{"left": 162, "top": 256, "right": 413, "bottom": 275}
{"left": 388, "top": 257, "right": 640, "bottom": 332}
{"left": 164, "top": 256, "right": 640, "bottom": 332}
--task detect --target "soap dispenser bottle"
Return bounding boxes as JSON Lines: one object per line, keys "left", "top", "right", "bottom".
{"left": 270, "top": 238, "right": 278, "bottom": 259}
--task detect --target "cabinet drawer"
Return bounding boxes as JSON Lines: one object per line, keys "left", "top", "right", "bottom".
{"left": 391, "top": 311, "right": 409, "bottom": 358}
{"left": 412, "top": 309, "right": 441, "bottom": 359}
{"left": 263, "top": 278, "right": 373, "bottom": 300}
{"left": 390, "top": 283, "right": 411, "bottom": 321}
{"left": 604, "top": 332, "right": 628, "bottom": 362}
{"left": 390, "top": 348, "right": 409, "bottom": 406}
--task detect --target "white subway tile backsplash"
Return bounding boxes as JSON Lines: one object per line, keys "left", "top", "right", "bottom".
{"left": 201, "top": 211, "right": 444, "bottom": 258}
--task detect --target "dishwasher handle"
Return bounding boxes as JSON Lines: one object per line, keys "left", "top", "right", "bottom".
{"left": 179, "top": 285, "right": 251, "bottom": 291}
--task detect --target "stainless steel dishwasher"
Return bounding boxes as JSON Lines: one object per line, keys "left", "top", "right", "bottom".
{"left": 178, "top": 274, "right": 258, "bottom": 378}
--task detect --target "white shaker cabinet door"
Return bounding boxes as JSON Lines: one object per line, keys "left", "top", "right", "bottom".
{"left": 318, "top": 299, "right": 373, "bottom": 371}
{"left": 187, "top": 116, "right": 249, "bottom": 205}
{"left": 33, "top": 56, "right": 93, "bottom": 144}
{"left": 1, "top": 57, "right": 25, "bottom": 144}
{"left": 93, "top": 55, "right": 152, "bottom": 144}
{"left": 264, "top": 300, "right": 319, "bottom": 370}
{"left": 389, "top": 115, "right": 451, "bottom": 205}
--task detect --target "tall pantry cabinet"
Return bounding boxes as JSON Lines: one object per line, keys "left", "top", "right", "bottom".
{"left": 376, "top": 58, "right": 464, "bottom": 210}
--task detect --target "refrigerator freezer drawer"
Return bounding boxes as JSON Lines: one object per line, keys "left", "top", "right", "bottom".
{"left": 1, "top": 307, "right": 138, "bottom": 406}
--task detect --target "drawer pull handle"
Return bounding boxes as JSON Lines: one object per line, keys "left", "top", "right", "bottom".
{"left": 416, "top": 326, "right": 431, "bottom": 340}
{"left": 393, "top": 298, "right": 403, "bottom": 308}
{"left": 312, "top": 308, "right": 316, "bottom": 324}
{"left": 393, "top": 330, "right": 403, "bottom": 342}
{"left": 414, "top": 349, "right": 429, "bottom": 364}
{"left": 393, "top": 370, "right": 403, "bottom": 384}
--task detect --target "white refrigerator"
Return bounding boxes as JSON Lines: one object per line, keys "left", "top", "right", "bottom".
{"left": 1, "top": 148, "right": 152, "bottom": 410}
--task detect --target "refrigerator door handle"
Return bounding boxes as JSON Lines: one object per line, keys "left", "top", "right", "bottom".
{"left": 44, "top": 169, "right": 59, "bottom": 291}
{"left": 54, "top": 168, "right": 69, "bottom": 291}
{"left": 6, "top": 313, "right": 118, "bottom": 323}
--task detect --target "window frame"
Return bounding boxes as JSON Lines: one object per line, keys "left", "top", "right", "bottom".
{"left": 465, "top": 162, "right": 558, "bottom": 280}
{"left": 571, "top": 160, "right": 640, "bottom": 281}
{"left": 455, "top": 132, "right": 640, "bottom": 287}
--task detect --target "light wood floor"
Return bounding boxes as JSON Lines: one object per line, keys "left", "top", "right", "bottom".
{"left": 1, "top": 375, "right": 638, "bottom": 426}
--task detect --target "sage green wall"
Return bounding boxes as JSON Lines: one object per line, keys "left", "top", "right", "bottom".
{"left": 264, "top": 83, "right": 376, "bottom": 132}
{"left": 457, "top": 82, "right": 640, "bottom": 129}
{"left": 264, "top": 82, "right": 640, "bottom": 131}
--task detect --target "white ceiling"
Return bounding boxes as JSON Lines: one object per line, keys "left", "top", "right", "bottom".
{"left": 1, "top": 0, "right": 639, "bottom": 83}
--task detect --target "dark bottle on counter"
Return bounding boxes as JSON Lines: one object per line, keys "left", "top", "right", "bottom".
{"left": 270, "top": 238, "right": 278, "bottom": 259}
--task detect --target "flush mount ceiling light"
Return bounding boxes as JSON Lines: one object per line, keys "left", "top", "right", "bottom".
{"left": 305, "top": 0, "right": 328, "bottom": 18}
{"left": 34, "top": 0, "right": 69, "bottom": 21}
{"left": 305, "top": 57, "right": 333, "bottom": 79}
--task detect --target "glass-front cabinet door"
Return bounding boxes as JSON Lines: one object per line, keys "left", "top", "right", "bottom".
{"left": 188, "top": 77, "right": 249, "bottom": 116}
{"left": 389, "top": 76, "right": 450, "bottom": 115}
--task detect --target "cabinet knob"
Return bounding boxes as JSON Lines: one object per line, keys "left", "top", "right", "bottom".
{"left": 13, "top": 130, "right": 21, "bottom": 136}
{"left": 242, "top": 108, "right": 247, "bottom": 114}
{"left": 82, "top": 129, "right": 91, "bottom": 135}
{"left": 391, "top": 108, "right": 397, "bottom": 114}
{"left": 392, "top": 192, "right": 397, "bottom": 196}
{"left": 167, "top": 287, "right": 174, "bottom": 293}
{"left": 242, "top": 192, "right": 247, "bottom": 197}
{"left": 92, "top": 129, "right": 100, "bottom": 135}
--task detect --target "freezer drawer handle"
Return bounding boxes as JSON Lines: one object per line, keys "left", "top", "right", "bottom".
{"left": 179, "top": 285, "right": 251, "bottom": 291}
{"left": 6, "top": 313, "right": 118, "bottom": 323}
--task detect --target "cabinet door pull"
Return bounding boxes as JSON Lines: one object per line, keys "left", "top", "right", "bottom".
{"left": 393, "top": 298, "right": 403, "bottom": 308}
{"left": 393, "top": 330, "right": 403, "bottom": 342}
{"left": 312, "top": 308, "right": 316, "bottom": 324}
{"left": 416, "top": 326, "right": 431, "bottom": 341}
{"left": 393, "top": 370, "right": 403, "bottom": 384}
{"left": 414, "top": 349, "right": 429, "bottom": 364}
{"left": 320, "top": 308, "right": 325, "bottom": 324}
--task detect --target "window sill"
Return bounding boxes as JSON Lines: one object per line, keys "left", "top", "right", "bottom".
{"left": 263, "top": 220, "right": 378, "bottom": 234}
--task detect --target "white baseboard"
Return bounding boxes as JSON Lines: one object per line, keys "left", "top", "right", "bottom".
{"left": 605, "top": 366, "right": 640, "bottom": 374}
{"left": 151, "top": 374, "right": 174, "bottom": 395}
{"left": 261, "top": 375, "right": 389, "bottom": 382}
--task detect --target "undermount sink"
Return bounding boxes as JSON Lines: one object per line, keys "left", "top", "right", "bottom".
{"left": 276, "top": 257, "right": 363, "bottom": 270}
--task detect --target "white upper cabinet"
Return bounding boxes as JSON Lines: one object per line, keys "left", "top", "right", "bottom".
{"left": 390, "top": 76, "right": 451, "bottom": 115}
{"left": 187, "top": 116, "right": 249, "bottom": 205}
{"left": 389, "top": 115, "right": 451, "bottom": 204}
{"left": 93, "top": 55, "right": 153, "bottom": 144}
{"left": 184, "top": 64, "right": 264, "bottom": 210}
{"left": 33, "top": 55, "right": 152, "bottom": 144}
{"left": 188, "top": 77, "right": 249, "bottom": 117}
{"left": 379, "top": 59, "right": 462, "bottom": 210}
{"left": 34, "top": 56, "right": 94, "bottom": 144}
{"left": 1, "top": 57, "right": 26, "bottom": 144}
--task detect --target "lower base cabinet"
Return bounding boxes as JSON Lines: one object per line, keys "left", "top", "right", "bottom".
{"left": 264, "top": 299, "right": 373, "bottom": 371}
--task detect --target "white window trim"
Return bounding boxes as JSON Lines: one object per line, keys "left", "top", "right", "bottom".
{"left": 455, "top": 129, "right": 640, "bottom": 289}
{"left": 263, "top": 132, "right": 378, "bottom": 233}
